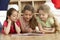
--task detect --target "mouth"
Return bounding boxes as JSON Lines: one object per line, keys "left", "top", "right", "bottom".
{"left": 26, "top": 19, "right": 30, "bottom": 21}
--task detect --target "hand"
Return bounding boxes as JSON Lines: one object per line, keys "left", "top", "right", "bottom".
{"left": 14, "top": 19, "right": 17, "bottom": 23}
{"left": 8, "top": 19, "right": 11, "bottom": 23}
{"left": 28, "top": 28, "right": 33, "bottom": 33}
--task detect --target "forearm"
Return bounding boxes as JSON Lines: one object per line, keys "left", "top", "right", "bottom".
{"left": 4, "top": 22, "right": 11, "bottom": 34}
{"left": 26, "top": 28, "right": 33, "bottom": 33}
{"left": 15, "top": 23, "right": 21, "bottom": 34}
{"left": 42, "top": 28, "right": 55, "bottom": 33}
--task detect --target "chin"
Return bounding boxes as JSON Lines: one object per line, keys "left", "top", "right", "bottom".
{"left": 12, "top": 20, "right": 16, "bottom": 22}
{"left": 26, "top": 20, "right": 30, "bottom": 22}
{"left": 26, "top": 20, "right": 29, "bottom": 22}
{"left": 41, "top": 19, "right": 45, "bottom": 21}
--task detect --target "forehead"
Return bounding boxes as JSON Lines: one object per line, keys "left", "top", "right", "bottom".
{"left": 24, "top": 10, "right": 32, "bottom": 14}
{"left": 39, "top": 10, "right": 47, "bottom": 15}
{"left": 11, "top": 11, "right": 18, "bottom": 15}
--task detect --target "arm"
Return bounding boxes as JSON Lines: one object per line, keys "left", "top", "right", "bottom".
{"left": 21, "top": 26, "right": 33, "bottom": 33}
{"left": 38, "top": 23, "right": 55, "bottom": 33}
{"left": 15, "top": 23, "right": 21, "bottom": 34}
{"left": 20, "top": 21, "right": 34, "bottom": 33}
{"left": 20, "top": 18, "right": 33, "bottom": 33}
{"left": 26, "top": 28, "right": 33, "bottom": 33}
{"left": 38, "top": 23, "right": 44, "bottom": 31}
{"left": 4, "top": 21, "right": 11, "bottom": 34}
{"left": 43, "top": 27, "right": 55, "bottom": 32}
{"left": 54, "top": 18, "right": 60, "bottom": 31}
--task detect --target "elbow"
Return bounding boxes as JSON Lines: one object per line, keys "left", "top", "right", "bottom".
{"left": 16, "top": 29, "right": 21, "bottom": 34}
{"left": 51, "top": 28, "right": 55, "bottom": 32}
{"left": 4, "top": 30, "right": 9, "bottom": 35}
{"left": 4, "top": 31, "right": 9, "bottom": 35}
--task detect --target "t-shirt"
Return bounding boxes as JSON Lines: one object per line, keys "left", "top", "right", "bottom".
{"left": 36, "top": 16, "right": 54, "bottom": 28}
{"left": 20, "top": 16, "right": 30, "bottom": 33}
{"left": 2, "top": 20, "right": 21, "bottom": 34}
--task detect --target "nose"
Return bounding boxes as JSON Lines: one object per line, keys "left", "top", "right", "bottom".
{"left": 40, "top": 15, "right": 43, "bottom": 18}
{"left": 15, "top": 16, "right": 17, "bottom": 19}
{"left": 27, "top": 15, "right": 30, "bottom": 19}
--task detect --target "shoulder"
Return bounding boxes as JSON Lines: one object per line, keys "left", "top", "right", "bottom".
{"left": 3, "top": 20, "right": 8, "bottom": 27}
{"left": 36, "top": 16, "right": 41, "bottom": 23}
{"left": 3, "top": 20, "right": 8, "bottom": 24}
{"left": 49, "top": 17, "right": 54, "bottom": 24}
{"left": 16, "top": 19, "right": 21, "bottom": 26}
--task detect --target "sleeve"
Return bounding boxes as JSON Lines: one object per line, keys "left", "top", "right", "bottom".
{"left": 2, "top": 21, "right": 8, "bottom": 34}
{"left": 16, "top": 20, "right": 21, "bottom": 27}
{"left": 3, "top": 21, "right": 8, "bottom": 27}
{"left": 36, "top": 16, "right": 40, "bottom": 23}
{"left": 50, "top": 18, "right": 54, "bottom": 25}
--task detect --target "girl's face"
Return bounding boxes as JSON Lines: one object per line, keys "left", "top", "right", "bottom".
{"left": 39, "top": 10, "right": 48, "bottom": 21}
{"left": 23, "top": 10, "right": 33, "bottom": 22}
{"left": 8, "top": 11, "right": 18, "bottom": 22}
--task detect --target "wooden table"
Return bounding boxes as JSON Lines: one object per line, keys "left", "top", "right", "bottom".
{"left": 0, "top": 33, "right": 60, "bottom": 40}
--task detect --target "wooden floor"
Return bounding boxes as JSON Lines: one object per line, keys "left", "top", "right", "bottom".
{"left": 0, "top": 33, "right": 60, "bottom": 40}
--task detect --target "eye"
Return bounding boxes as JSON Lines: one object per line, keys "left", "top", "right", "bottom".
{"left": 24, "top": 13, "right": 28, "bottom": 15}
{"left": 29, "top": 14, "right": 32, "bottom": 16}
{"left": 42, "top": 14, "right": 45, "bottom": 16}
{"left": 39, "top": 14, "right": 41, "bottom": 15}
{"left": 39, "top": 14, "right": 41, "bottom": 16}
{"left": 13, "top": 16, "right": 15, "bottom": 17}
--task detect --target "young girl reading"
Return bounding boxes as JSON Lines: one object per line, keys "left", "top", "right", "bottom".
{"left": 2, "top": 8, "right": 21, "bottom": 34}
{"left": 36, "top": 4, "right": 60, "bottom": 33}
{"left": 19, "top": 5, "right": 38, "bottom": 33}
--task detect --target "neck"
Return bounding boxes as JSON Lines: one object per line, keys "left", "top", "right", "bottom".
{"left": 43, "top": 18, "right": 48, "bottom": 23}
{"left": 43, "top": 20, "right": 46, "bottom": 23}
{"left": 23, "top": 17, "right": 29, "bottom": 24}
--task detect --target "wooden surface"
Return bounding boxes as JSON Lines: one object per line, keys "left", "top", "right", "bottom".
{"left": 0, "top": 33, "right": 60, "bottom": 40}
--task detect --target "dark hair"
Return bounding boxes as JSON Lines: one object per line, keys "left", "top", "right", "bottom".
{"left": 22, "top": 5, "right": 38, "bottom": 30}
{"left": 29, "top": 16, "right": 38, "bottom": 30}
{"left": 22, "top": 5, "right": 34, "bottom": 13}
{"left": 6, "top": 8, "right": 17, "bottom": 31}
{"left": 6, "top": 8, "right": 17, "bottom": 20}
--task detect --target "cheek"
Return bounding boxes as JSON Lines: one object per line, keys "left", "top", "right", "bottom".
{"left": 45, "top": 15, "right": 48, "bottom": 18}
{"left": 11, "top": 16, "right": 14, "bottom": 19}
{"left": 39, "top": 15, "right": 47, "bottom": 19}
{"left": 29, "top": 16, "right": 32, "bottom": 19}
{"left": 23, "top": 15, "right": 33, "bottom": 21}
{"left": 23, "top": 15, "right": 27, "bottom": 19}
{"left": 10, "top": 17, "right": 16, "bottom": 21}
{"left": 39, "top": 16, "right": 43, "bottom": 19}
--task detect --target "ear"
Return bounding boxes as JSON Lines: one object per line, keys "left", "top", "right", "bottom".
{"left": 8, "top": 16, "right": 10, "bottom": 19}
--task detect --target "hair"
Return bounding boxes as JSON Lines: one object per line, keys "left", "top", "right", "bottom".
{"left": 37, "top": 4, "right": 54, "bottom": 17}
{"left": 37, "top": 4, "right": 50, "bottom": 13}
{"left": 6, "top": 8, "right": 18, "bottom": 31}
{"left": 6, "top": 8, "right": 17, "bottom": 21}
{"left": 22, "top": 4, "right": 34, "bottom": 13}
{"left": 22, "top": 5, "right": 38, "bottom": 30}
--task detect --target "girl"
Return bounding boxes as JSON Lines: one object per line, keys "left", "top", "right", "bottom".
{"left": 2, "top": 8, "right": 21, "bottom": 34}
{"left": 19, "top": 5, "right": 38, "bottom": 33}
{"left": 36, "top": 4, "right": 60, "bottom": 33}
